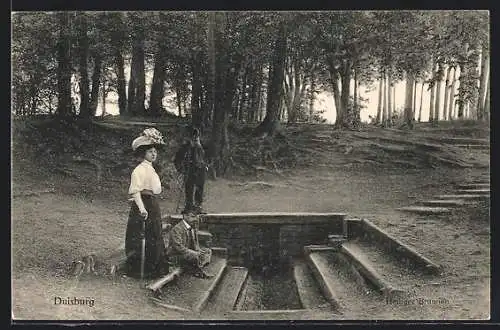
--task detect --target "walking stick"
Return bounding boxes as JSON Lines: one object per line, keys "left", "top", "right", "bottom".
{"left": 140, "top": 214, "right": 147, "bottom": 281}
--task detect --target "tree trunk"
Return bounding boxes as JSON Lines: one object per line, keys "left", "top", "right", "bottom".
{"left": 418, "top": 81, "right": 424, "bottom": 122}
{"left": 457, "top": 62, "right": 466, "bottom": 119}
{"left": 412, "top": 80, "right": 417, "bottom": 120}
{"left": 434, "top": 61, "right": 444, "bottom": 121}
{"left": 259, "top": 81, "right": 265, "bottom": 121}
{"left": 190, "top": 59, "right": 203, "bottom": 127}
{"left": 234, "top": 87, "right": 240, "bottom": 120}
{"left": 477, "top": 43, "right": 489, "bottom": 120}
{"left": 282, "top": 58, "right": 293, "bottom": 122}
{"left": 337, "top": 60, "right": 353, "bottom": 129}
{"left": 89, "top": 53, "right": 101, "bottom": 116}
{"left": 211, "top": 60, "right": 238, "bottom": 174}
{"left": 28, "top": 74, "right": 39, "bottom": 116}
{"left": 247, "top": 63, "right": 257, "bottom": 122}
{"left": 353, "top": 66, "right": 359, "bottom": 124}
{"left": 200, "top": 78, "right": 208, "bottom": 120}
{"left": 149, "top": 47, "right": 167, "bottom": 117}
{"left": 239, "top": 66, "right": 249, "bottom": 122}
{"left": 381, "top": 71, "right": 387, "bottom": 125}
{"left": 30, "top": 93, "right": 37, "bottom": 116}
{"left": 127, "top": 56, "right": 137, "bottom": 116}
{"left": 404, "top": 72, "right": 414, "bottom": 128}
{"left": 387, "top": 71, "right": 392, "bottom": 126}
{"left": 456, "top": 42, "right": 471, "bottom": 120}
{"left": 256, "top": 67, "right": 264, "bottom": 123}
{"left": 298, "top": 80, "right": 307, "bottom": 121}
{"left": 255, "top": 21, "right": 287, "bottom": 135}
{"left": 309, "top": 74, "right": 316, "bottom": 122}
{"left": 175, "top": 87, "right": 183, "bottom": 117}
{"left": 128, "top": 22, "right": 146, "bottom": 117}
{"left": 114, "top": 50, "right": 127, "bottom": 116}
{"left": 428, "top": 60, "right": 437, "bottom": 122}
{"left": 469, "top": 47, "right": 481, "bottom": 120}
{"left": 77, "top": 14, "right": 90, "bottom": 118}
{"left": 56, "top": 12, "right": 72, "bottom": 117}
{"left": 278, "top": 91, "right": 286, "bottom": 122}
{"left": 392, "top": 84, "right": 396, "bottom": 117}
{"left": 183, "top": 97, "right": 188, "bottom": 116}
{"left": 330, "top": 69, "right": 342, "bottom": 121}
{"left": 101, "top": 80, "right": 107, "bottom": 118}
{"left": 327, "top": 56, "right": 342, "bottom": 122}
{"left": 234, "top": 84, "right": 241, "bottom": 120}
{"left": 206, "top": 15, "right": 216, "bottom": 130}
{"left": 289, "top": 66, "right": 303, "bottom": 123}
{"left": 15, "top": 89, "right": 25, "bottom": 116}
{"left": 248, "top": 62, "right": 262, "bottom": 123}
{"left": 210, "top": 12, "right": 237, "bottom": 176}
{"left": 483, "top": 73, "right": 490, "bottom": 120}
{"left": 135, "top": 34, "right": 146, "bottom": 116}
{"left": 376, "top": 74, "right": 383, "bottom": 124}
{"left": 356, "top": 75, "right": 361, "bottom": 124}
{"left": 448, "top": 66, "right": 457, "bottom": 120}
{"left": 429, "top": 81, "right": 436, "bottom": 122}
{"left": 289, "top": 66, "right": 306, "bottom": 124}
{"left": 442, "top": 66, "right": 452, "bottom": 121}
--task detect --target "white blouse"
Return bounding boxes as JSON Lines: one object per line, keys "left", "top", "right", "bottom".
{"left": 128, "top": 160, "right": 162, "bottom": 198}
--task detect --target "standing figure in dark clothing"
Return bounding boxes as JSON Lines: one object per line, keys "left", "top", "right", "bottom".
{"left": 174, "top": 127, "right": 208, "bottom": 215}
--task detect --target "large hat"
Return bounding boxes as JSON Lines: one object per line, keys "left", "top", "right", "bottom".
{"left": 131, "top": 127, "right": 166, "bottom": 151}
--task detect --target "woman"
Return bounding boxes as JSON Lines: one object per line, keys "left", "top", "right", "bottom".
{"left": 125, "top": 128, "right": 169, "bottom": 279}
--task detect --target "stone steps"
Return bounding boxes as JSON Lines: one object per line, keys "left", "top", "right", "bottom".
{"left": 352, "top": 219, "right": 442, "bottom": 275}
{"left": 466, "top": 177, "right": 490, "bottom": 184}
{"left": 418, "top": 199, "right": 467, "bottom": 207}
{"left": 456, "top": 183, "right": 490, "bottom": 189}
{"left": 453, "top": 144, "right": 490, "bottom": 150}
{"left": 396, "top": 206, "right": 452, "bottom": 215}
{"left": 427, "top": 136, "right": 489, "bottom": 145}
{"left": 436, "top": 194, "right": 489, "bottom": 201}
{"left": 150, "top": 255, "right": 227, "bottom": 313}
{"left": 404, "top": 184, "right": 490, "bottom": 212}
{"left": 305, "top": 249, "right": 382, "bottom": 313}
{"left": 305, "top": 251, "right": 343, "bottom": 311}
{"left": 304, "top": 245, "right": 337, "bottom": 254}
{"left": 341, "top": 240, "right": 421, "bottom": 295}
{"left": 399, "top": 185, "right": 491, "bottom": 215}
{"left": 456, "top": 189, "right": 490, "bottom": 195}
{"left": 293, "top": 259, "right": 329, "bottom": 310}
{"left": 340, "top": 241, "right": 402, "bottom": 295}
{"left": 203, "top": 266, "right": 249, "bottom": 314}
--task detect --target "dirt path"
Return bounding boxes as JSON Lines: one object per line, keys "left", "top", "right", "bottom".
{"left": 11, "top": 164, "right": 490, "bottom": 320}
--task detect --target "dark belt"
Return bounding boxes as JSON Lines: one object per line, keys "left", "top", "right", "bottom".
{"left": 140, "top": 189, "right": 155, "bottom": 196}
{"left": 129, "top": 190, "right": 157, "bottom": 204}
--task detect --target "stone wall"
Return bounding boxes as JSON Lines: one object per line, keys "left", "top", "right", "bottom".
{"left": 164, "top": 213, "right": 347, "bottom": 269}
{"left": 207, "top": 221, "right": 343, "bottom": 268}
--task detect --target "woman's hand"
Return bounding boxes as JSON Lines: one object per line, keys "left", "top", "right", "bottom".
{"left": 131, "top": 192, "right": 148, "bottom": 220}
{"left": 139, "top": 208, "right": 148, "bottom": 220}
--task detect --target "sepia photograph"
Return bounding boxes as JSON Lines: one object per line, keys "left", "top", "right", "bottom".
{"left": 11, "top": 10, "right": 490, "bottom": 321}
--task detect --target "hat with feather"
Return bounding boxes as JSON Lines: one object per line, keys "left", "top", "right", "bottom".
{"left": 131, "top": 127, "right": 166, "bottom": 151}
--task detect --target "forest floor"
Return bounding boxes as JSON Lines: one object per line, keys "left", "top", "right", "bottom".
{"left": 11, "top": 117, "right": 490, "bottom": 320}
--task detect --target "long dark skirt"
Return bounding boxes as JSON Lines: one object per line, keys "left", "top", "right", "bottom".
{"left": 125, "top": 194, "right": 168, "bottom": 279}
